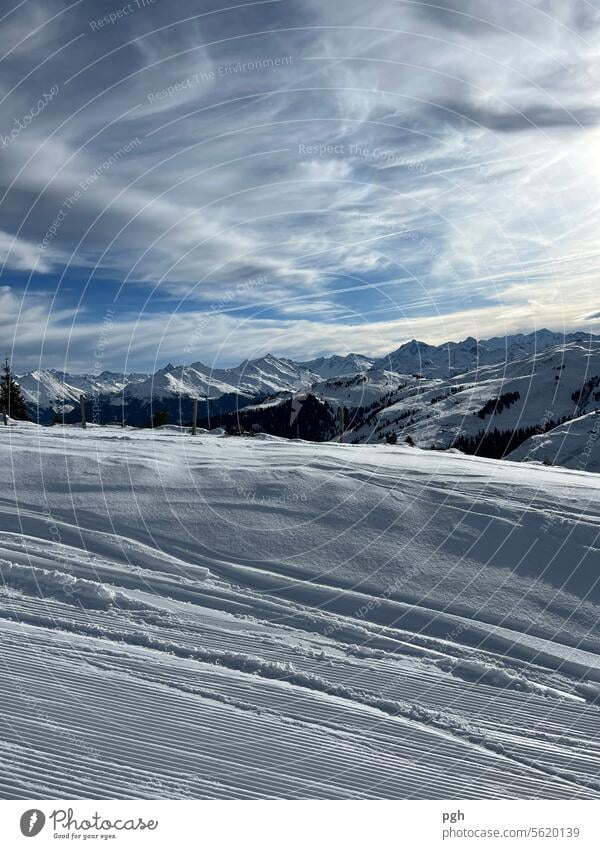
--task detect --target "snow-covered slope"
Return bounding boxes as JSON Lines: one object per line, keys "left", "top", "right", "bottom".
{"left": 508, "top": 411, "right": 600, "bottom": 472}
{"left": 0, "top": 425, "right": 598, "bottom": 799}
{"left": 268, "top": 368, "right": 415, "bottom": 411}
{"left": 347, "top": 341, "right": 600, "bottom": 447}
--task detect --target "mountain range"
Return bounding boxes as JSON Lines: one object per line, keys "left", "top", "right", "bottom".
{"left": 15, "top": 329, "right": 600, "bottom": 470}
{"left": 19, "top": 329, "right": 595, "bottom": 410}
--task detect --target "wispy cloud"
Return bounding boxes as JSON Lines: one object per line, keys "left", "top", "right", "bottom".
{"left": 1, "top": 0, "right": 599, "bottom": 368}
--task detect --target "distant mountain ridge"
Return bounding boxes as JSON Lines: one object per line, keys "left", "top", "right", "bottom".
{"left": 16, "top": 329, "right": 599, "bottom": 427}
{"left": 123, "top": 354, "right": 321, "bottom": 403}
{"left": 374, "top": 329, "right": 596, "bottom": 378}
{"left": 17, "top": 369, "right": 149, "bottom": 412}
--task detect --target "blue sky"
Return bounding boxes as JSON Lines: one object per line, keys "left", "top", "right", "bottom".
{"left": 1, "top": 0, "right": 599, "bottom": 372}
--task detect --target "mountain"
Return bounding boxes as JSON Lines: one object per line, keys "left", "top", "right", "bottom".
{"left": 375, "top": 329, "right": 596, "bottom": 378}
{"left": 123, "top": 363, "right": 245, "bottom": 402}
{"left": 231, "top": 339, "right": 600, "bottom": 460}
{"left": 15, "top": 331, "right": 600, "bottom": 441}
{"left": 123, "top": 354, "right": 320, "bottom": 402}
{"left": 18, "top": 370, "right": 82, "bottom": 409}
{"left": 376, "top": 338, "right": 462, "bottom": 377}
{"left": 298, "top": 353, "right": 374, "bottom": 379}
{"left": 347, "top": 340, "right": 600, "bottom": 451}
{"left": 17, "top": 354, "right": 319, "bottom": 423}
{"left": 281, "top": 368, "right": 419, "bottom": 412}
{"left": 18, "top": 369, "right": 149, "bottom": 415}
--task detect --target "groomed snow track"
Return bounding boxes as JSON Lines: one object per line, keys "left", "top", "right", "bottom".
{"left": 0, "top": 426, "right": 598, "bottom": 799}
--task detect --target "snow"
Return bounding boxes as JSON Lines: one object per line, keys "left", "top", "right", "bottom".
{"left": 0, "top": 560, "right": 118, "bottom": 609}
{"left": 299, "top": 353, "right": 375, "bottom": 379}
{"left": 0, "top": 416, "right": 39, "bottom": 428}
{"left": 17, "top": 369, "right": 148, "bottom": 410}
{"left": 232, "top": 337, "right": 600, "bottom": 456}
{"left": 308, "top": 368, "right": 414, "bottom": 409}
{"left": 376, "top": 329, "right": 596, "bottom": 379}
{"left": 509, "top": 411, "right": 600, "bottom": 472}
{"left": 124, "top": 354, "right": 320, "bottom": 402}
{"left": 0, "top": 424, "right": 598, "bottom": 799}
{"left": 20, "top": 331, "right": 598, "bottom": 424}
{"left": 16, "top": 355, "right": 323, "bottom": 416}
{"left": 346, "top": 340, "right": 600, "bottom": 447}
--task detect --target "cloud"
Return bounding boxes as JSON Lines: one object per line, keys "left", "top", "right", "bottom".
{"left": 0, "top": 0, "right": 599, "bottom": 367}
{"left": 0, "top": 230, "right": 52, "bottom": 273}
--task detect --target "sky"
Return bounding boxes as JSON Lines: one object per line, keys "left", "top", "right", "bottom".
{"left": 1, "top": 0, "right": 599, "bottom": 373}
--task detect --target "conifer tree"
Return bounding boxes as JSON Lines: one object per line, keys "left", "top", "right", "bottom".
{"left": 0, "top": 355, "right": 29, "bottom": 421}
